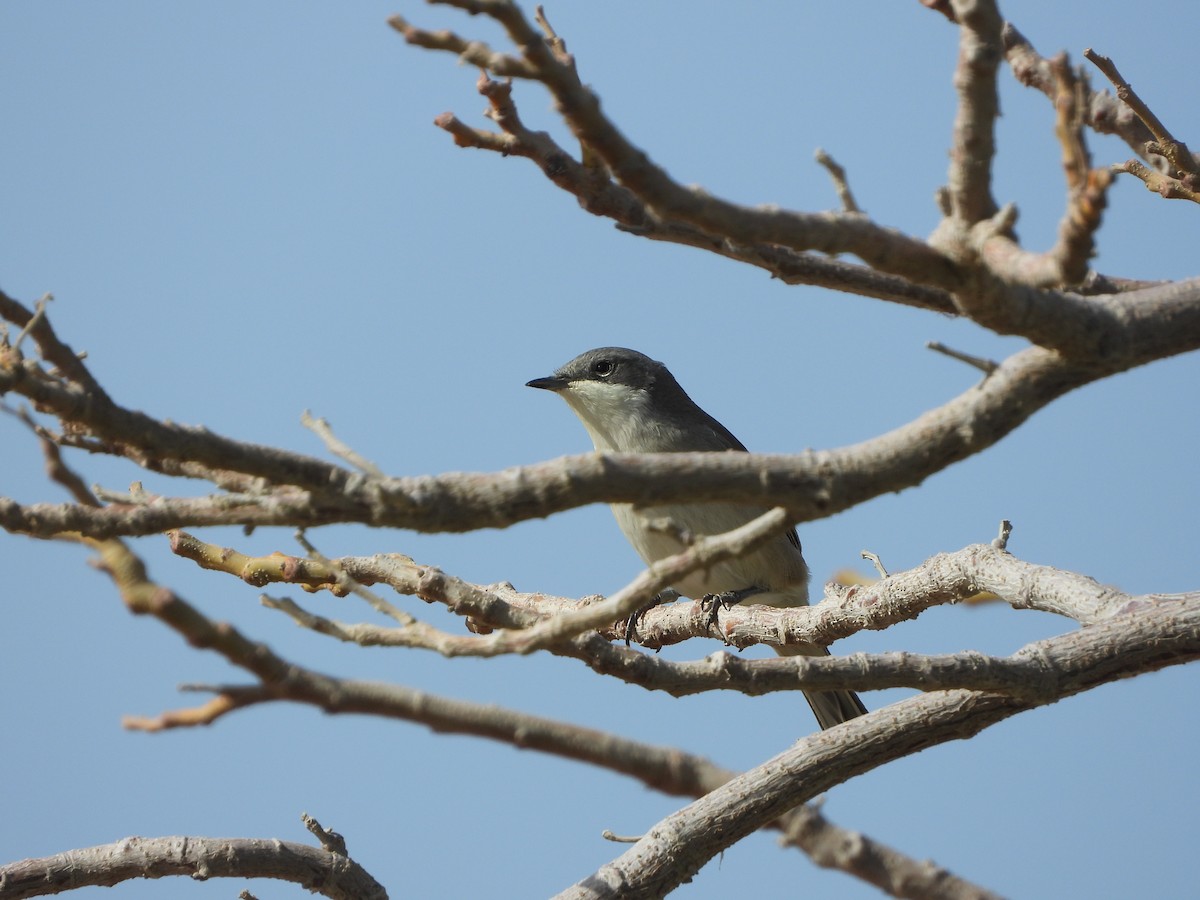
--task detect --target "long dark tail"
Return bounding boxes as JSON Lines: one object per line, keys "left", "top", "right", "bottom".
{"left": 776, "top": 643, "right": 868, "bottom": 730}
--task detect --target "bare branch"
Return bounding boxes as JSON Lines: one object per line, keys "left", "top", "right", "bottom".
{"left": 0, "top": 288, "right": 105, "bottom": 396}
{"left": 0, "top": 299, "right": 1175, "bottom": 533}
{"left": 992, "top": 519, "right": 1012, "bottom": 550}
{"left": 7, "top": 287, "right": 1200, "bottom": 540}
{"left": 302, "top": 812, "right": 348, "bottom": 856}
{"left": 301, "top": 411, "right": 383, "bottom": 477}
{"left": 814, "top": 148, "right": 862, "bottom": 214}
{"left": 92, "top": 534, "right": 740, "bottom": 799}
{"left": 1112, "top": 158, "right": 1200, "bottom": 205}
{"left": 175, "top": 511, "right": 798, "bottom": 661}
{"left": 781, "top": 803, "right": 1004, "bottom": 900}
{"left": 974, "top": 57, "right": 1113, "bottom": 288}
{"left": 389, "top": 8, "right": 1200, "bottom": 358}
{"left": 292, "top": 530, "right": 414, "bottom": 624}
{"left": 93, "top": 525, "right": 1200, "bottom": 900}
{"left": 1001, "top": 23, "right": 1169, "bottom": 170}
{"left": 395, "top": 2, "right": 965, "bottom": 291}
{"left": 566, "top": 583, "right": 1200, "bottom": 898}
{"left": 167, "top": 527, "right": 1196, "bottom": 706}
{"left": 926, "top": 340, "right": 998, "bottom": 375}
{"left": 428, "top": 68, "right": 961, "bottom": 314}
{"left": 0, "top": 834, "right": 387, "bottom": 900}
{"left": 860, "top": 549, "right": 889, "bottom": 579}
{"left": 944, "top": 269, "right": 1200, "bottom": 357}
{"left": 613, "top": 540, "right": 1149, "bottom": 655}
{"left": 944, "top": 0, "right": 1004, "bottom": 224}
{"left": 480, "top": 508, "right": 792, "bottom": 655}
{"left": 1084, "top": 47, "right": 1198, "bottom": 178}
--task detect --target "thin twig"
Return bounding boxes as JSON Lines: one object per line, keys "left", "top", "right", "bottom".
{"left": 1083, "top": 48, "right": 1197, "bottom": 177}
{"left": 860, "top": 550, "right": 889, "bottom": 579}
{"left": 301, "top": 411, "right": 384, "bottom": 477}
{"left": 992, "top": 519, "right": 1012, "bottom": 550}
{"left": 293, "top": 529, "right": 413, "bottom": 624}
{"left": 1112, "top": 159, "right": 1200, "bottom": 204}
{"left": 926, "top": 341, "right": 998, "bottom": 375}
{"left": 814, "top": 148, "right": 862, "bottom": 214}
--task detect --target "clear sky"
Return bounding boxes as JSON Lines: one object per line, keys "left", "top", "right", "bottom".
{"left": 2, "top": 2, "right": 1197, "bottom": 898}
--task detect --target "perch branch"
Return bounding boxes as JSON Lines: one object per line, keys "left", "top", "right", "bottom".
{"left": 565, "top": 581, "right": 1200, "bottom": 900}
{"left": 168, "top": 529, "right": 1197, "bottom": 704}
{"left": 8, "top": 301, "right": 1200, "bottom": 539}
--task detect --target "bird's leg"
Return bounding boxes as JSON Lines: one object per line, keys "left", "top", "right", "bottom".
{"left": 699, "top": 586, "right": 766, "bottom": 641}
{"left": 623, "top": 590, "right": 679, "bottom": 646}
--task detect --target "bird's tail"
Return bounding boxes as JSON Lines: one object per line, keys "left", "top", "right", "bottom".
{"left": 775, "top": 643, "right": 868, "bottom": 730}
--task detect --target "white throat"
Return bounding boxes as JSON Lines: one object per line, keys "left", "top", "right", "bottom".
{"left": 560, "top": 381, "right": 653, "bottom": 453}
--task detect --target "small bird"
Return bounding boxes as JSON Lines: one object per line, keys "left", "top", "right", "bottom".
{"left": 527, "top": 347, "right": 867, "bottom": 730}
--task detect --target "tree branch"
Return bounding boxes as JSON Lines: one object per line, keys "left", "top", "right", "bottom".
{"left": 423, "top": 66, "right": 963, "bottom": 314}
{"left": 82, "top": 523, "right": 1200, "bottom": 900}
{"left": 1083, "top": 47, "right": 1198, "bottom": 179}
{"left": 563, "top": 582, "right": 1199, "bottom": 897}
{"left": 780, "top": 803, "right": 1004, "bottom": 900}
{"left": 391, "top": 4, "right": 965, "bottom": 291}
{"left": 165, "top": 522, "right": 1199, "bottom": 708}
{"left": 6, "top": 297, "right": 1200, "bottom": 542}
{"left": 0, "top": 833, "right": 387, "bottom": 900}
{"left": 944, "top": 0, "right": 1003, "bottom": 224}
{"left": 387, "top": 5, "right": 1200, "bottom": 356}
{"left": 1001, "top": 23, "right": 1190, "bottom": 173}
{"left": 976, "top": 56, "right": 1112, "bottom": 287}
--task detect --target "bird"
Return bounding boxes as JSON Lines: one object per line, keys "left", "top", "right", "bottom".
{"left": 526, "top": 347, "right": 867, "bottom": 730}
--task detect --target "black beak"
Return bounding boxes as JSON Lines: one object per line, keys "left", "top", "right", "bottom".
{"left": 526, "top": 375, "right": 568, "bottom": 392}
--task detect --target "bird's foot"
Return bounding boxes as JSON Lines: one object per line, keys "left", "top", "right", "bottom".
{"left": 699, "top": 587, "right": 764, "bottom": 642}
{"left": 623, "top": 591, "right": 675, "bottom": 646}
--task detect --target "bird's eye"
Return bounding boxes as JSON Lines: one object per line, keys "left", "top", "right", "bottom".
{"left": 592, "top": 359, "right": 614, "bottom": 378}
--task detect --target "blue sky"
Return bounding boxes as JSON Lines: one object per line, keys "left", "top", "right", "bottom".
{"left": 2, "top": 3, "right": 1197, "bottom": 897}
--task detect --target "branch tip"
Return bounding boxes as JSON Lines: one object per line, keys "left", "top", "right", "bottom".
{"left": 860, "top": 550, "right": 889, "bottom": 579}
{"left": 992, "top": 519, "right": 1013, "bottom": 550}
{"left": 925, "top": 341, "right": 999, "bottom": 375}
{"left": 813, "top": 148, "right": 862, "bottom": 214}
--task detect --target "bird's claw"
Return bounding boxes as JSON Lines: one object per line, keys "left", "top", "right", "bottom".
{"left": 699, "top": 587, "right": 763, "bottom": 643}
{"left": 623, "top": 593, "right": 669, "bottom": 646}
{"left": 699, "top": 592, "right": 736, "bottom": 642}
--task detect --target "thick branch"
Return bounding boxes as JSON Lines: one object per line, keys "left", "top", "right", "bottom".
{"left": 0, "top": 835, "right": 386, "bottom": 900}
{"left": 7, "top": 310, "right": 1200, "bottom": 540}
{"left": 945, "top": 0, "right": 1003, "bottom": 224}
{"left": 781, "top": 803, "right": 1004, "bottom": 900}
{"left": 943, "top": 271, "right": 1200, "bottom": 358}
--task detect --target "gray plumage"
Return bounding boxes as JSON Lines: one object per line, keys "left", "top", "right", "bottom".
{"left": 527, "top": 347, "right": 867, "bottom": 730}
